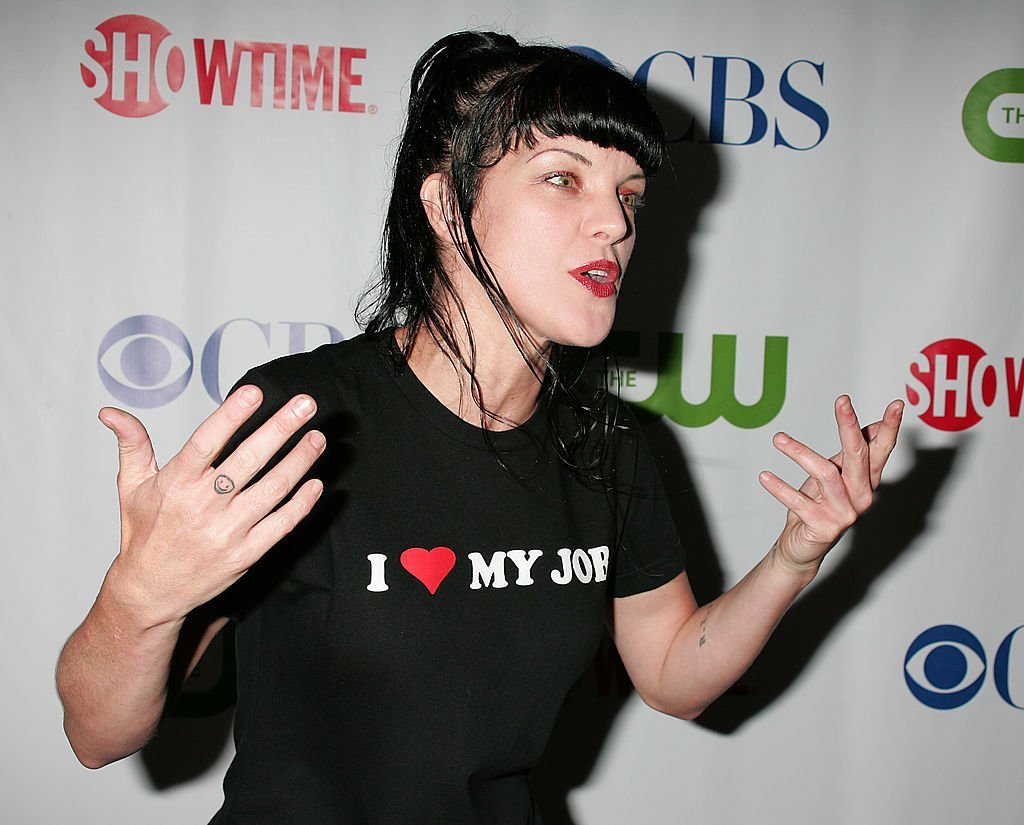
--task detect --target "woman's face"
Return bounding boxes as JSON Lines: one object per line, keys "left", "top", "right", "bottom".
{"left": 468, "top": 134, "right": 646, "bottom": 350}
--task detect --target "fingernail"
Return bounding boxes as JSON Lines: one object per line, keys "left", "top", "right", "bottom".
{"left": 293, "top": 396, "right": 315, "bottom": 417}
{"left": 240, "top": 386, "right": 260, "bottom": 406}
{"left": 309, "top": 431, "right": 326, "bottom": 449}
{"left": 774, "top": 432, "right": 790, "bottom": 445}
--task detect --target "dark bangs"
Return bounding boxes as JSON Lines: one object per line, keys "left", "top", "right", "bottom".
{"left": 495, "top": 54, "right": 665, "bottom": 176}
{"left": 449, "top": 47, "right": 666, "bottom": 184}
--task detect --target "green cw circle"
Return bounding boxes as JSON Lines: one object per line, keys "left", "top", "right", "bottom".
{"left": 963, "top": 68, "right": 1024, "bottom": 163}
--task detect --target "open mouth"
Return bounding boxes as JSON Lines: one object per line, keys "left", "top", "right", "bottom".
{"left": 570, "top": 261, "right": 619, "bottom": 298}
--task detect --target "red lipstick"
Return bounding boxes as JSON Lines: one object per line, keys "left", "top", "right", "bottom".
{"left": 569, "top": 260, "right": 620, "bottom": 299}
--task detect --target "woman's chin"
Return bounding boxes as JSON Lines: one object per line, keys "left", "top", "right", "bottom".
{"left": 552, "top": 319, "right": 616, "bottom": 350}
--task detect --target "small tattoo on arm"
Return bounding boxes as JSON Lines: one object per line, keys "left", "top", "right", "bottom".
{"left": 214, "top": 474, "right": 235, "bottom": 494}
{"left": 698, "top": 615, "right": 708, "bottom": 648}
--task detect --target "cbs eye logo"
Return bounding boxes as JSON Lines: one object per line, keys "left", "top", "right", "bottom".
{"left": 97, "top": 314, "right": 344, "bottom": 408}
{"left": 904, "top": 625, "right": 1024, "bottom": 710}
{"left": 97, "top": 315, "right": 194, "bottom": 408}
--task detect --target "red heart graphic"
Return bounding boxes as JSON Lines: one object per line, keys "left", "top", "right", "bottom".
{"left": 400, "top": 546, "right": 456, "bottom": 595}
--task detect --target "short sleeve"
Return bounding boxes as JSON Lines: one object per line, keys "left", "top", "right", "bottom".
{"left": 607, "top": 418, "right": 686, "bottom": 599}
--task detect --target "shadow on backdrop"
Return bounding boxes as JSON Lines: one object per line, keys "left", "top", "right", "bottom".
{"left": 533, "top": 431, "right": 960, "bottom": 823}
{"left": 695, "top": 433, "right": 962, "bottom": 734}
{"left": 532, "top": 79, "right": 961, "bottom": 820}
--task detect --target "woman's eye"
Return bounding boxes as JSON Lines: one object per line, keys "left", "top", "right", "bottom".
{"left": 545, "top": 172, "right": 576, "bottom": 188}
{"left": 619, "top": 191, "right": 646, "bottom": 210}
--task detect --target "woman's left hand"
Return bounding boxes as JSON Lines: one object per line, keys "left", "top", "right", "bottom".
{"left": 758, "top": 395, "right": 904, "bottom": 578}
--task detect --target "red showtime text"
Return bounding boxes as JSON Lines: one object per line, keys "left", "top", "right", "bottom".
{"left": 81, "top": 15, "right": 369, "bottom": 117}
{"left": 906, "top": 338, "right": 1024, "bottom": 431}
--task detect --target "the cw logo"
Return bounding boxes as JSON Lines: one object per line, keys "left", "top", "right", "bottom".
{"left": 602, "top": 332, "right": 788, "bottom": 428}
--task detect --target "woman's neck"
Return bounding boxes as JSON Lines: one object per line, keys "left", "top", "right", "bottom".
{"left": 398, "top": 320, "right": 548, "bottom": 431}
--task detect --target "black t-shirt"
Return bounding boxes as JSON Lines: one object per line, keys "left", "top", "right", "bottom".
{"left": 208, "top": 331, "right": 684, "bottom": 825}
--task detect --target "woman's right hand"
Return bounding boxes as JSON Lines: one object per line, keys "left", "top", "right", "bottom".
{"left": 99, "top": 384, "right": 326, "bottom": 627}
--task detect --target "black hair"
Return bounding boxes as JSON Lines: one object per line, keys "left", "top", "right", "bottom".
{"left": 358, "top": 30, "right": 666, "bottom": 481}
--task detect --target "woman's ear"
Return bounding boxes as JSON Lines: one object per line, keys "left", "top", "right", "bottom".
{"left": 420, "top": 172, "right": 461, "bottom": 241}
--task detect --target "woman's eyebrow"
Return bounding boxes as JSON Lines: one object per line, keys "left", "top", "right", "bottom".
{"left": 527, "top": 147, "right": 646, "bottom": 183}
{"left": 529, "top": 147, "right": 593, "bottom": 166}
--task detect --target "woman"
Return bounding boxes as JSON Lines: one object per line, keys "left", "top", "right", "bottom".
{"left": 57, "top": 31, "right": 902, "bottom": 824}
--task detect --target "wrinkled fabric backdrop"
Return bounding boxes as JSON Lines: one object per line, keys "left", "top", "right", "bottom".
{"left": 3, "top": 1, "right": 1022, "bottom": 822}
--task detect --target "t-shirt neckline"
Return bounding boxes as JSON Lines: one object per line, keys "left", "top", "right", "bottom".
{"left": 379, "top": 329, "right": 549, "bottom": 451}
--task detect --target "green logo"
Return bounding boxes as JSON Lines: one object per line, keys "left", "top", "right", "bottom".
{"left": 963, "top": 68, "right": 1024, "bottom": 163}
{"left": 603, "top": 332, "right": 788, "bottom": 428}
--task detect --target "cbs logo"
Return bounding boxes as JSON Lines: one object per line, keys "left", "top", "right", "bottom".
{"left": 904, "top": 624, "right": 1023, "bottom": 710}
{"left": 97, "top": 314, "right": 343, "bottom": 408}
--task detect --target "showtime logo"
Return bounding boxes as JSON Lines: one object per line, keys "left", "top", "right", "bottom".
{"left": 80, "top": 14, "right": 370, "bottom": 117}
{"left": 906, "top": 338, "right": 1024, "bottom": 431}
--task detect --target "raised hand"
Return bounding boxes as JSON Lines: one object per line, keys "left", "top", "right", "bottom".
{"left": 99, "top": 384, "right": 326, "bottom": 625}
{"left": 757, "top": 395, "right": 903, "bottom": 577}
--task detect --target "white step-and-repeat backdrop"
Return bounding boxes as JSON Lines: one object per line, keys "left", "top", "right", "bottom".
{"left": 3, "top": 1, "right": 1021, "bottom": 822}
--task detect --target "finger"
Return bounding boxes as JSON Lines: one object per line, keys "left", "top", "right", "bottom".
{"left": 99, "top": 407, "right": 159, "bottom": 491}
{"left": 171, "top": 385, "right": 266, "bottom": 481}
{"left": 834, "top": 396, "right": 872, "bottom": 509}
{"left": 234, "top": 430, "right": 327, "bottom": 521}
{"left": 212, "top": 394, "right": 319, "bottom": 495}
{"left": 866, "top": 399, "right": 904, "bottom": 488}
{"left": 772, "top": 432, "right": 855, "bottom": 516}
{"left": 811, "top": 400, "right": 904, "bottom": 496}
{"left": 860, "top": 422, "right": 882, "bottom": 443}
{"left": 244, "top": 477, "right": 325, "bottom": 557}
{"left": 758, "top": 470, "right": 820, "bottom": 523}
